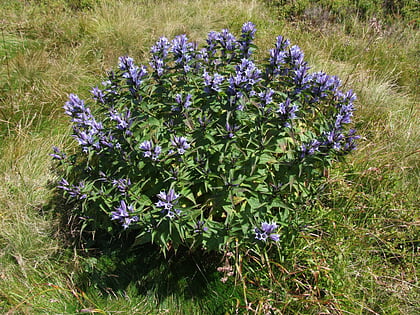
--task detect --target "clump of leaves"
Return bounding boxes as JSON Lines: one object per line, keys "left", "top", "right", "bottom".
{"left": 52, "top": 22, "right": 358, "bottom": 253}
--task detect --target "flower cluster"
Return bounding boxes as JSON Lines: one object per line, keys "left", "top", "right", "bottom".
{"left": 228, "top": 59, "right": 262, "bottom": 103}
{"left": 57, "top": 179, "right": 87, "bottom": 200}
{"left": 111, "top": 200, "right": 138, "bottom": 229}
{"left": 150, "top": 37, "right": 171, "bottom": 77}
{"left": 171, "top": 136, "right": 190, "bottom": 155}
{"left": 53, "top": 22, "right": 358, "bottom": 253}
{"left": 277, "top": 98, "right": 298, "bottom": 127}
{"left": 119, "top": 56, "right": 148, "bottom": 89}
{"left": 139, "top": 140, "right": 162, "bottom": 161}
{"left": 254, "top": 222, "right": 280, "bottom": 242}
{"left": 171, "top": 34, "right": 197, "bottom": 73}
{"left": 155, "top": 189, "right": 181, "bottom": 219}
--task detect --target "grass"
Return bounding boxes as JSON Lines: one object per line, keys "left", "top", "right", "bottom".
{"left": 1, "top": 0, "right": 419, "bottom": 313}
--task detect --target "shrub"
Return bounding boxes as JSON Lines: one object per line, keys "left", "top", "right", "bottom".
{"left": 52, "top": 22, "right": 358, "bottom": 253}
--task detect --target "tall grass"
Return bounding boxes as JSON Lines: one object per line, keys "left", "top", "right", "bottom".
{"left": 1, "top": 0, "right": 418, "bottom": 313}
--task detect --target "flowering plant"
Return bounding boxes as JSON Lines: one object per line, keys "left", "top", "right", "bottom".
{"left": 52, "top": 22, "right": 358, "bottom": 252}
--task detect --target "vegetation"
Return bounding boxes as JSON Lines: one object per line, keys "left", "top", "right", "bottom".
{"left": 1, "top": 0, "right": 418, "bottom": 314}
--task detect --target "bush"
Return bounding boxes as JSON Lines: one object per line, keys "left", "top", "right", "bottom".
{"left": 52, "top": 22, "right": 358, "bottom": 253}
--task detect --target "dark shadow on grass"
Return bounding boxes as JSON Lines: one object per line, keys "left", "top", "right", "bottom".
{"left": 44, "top": 189, "right": 242, "bottom": 313}
{"left": 78, "top": 235, "right": 222, "bottom": 300}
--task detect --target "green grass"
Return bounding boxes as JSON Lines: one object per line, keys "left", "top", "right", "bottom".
{"left": 1, "top": 0, "right": 419, "bottom": 313}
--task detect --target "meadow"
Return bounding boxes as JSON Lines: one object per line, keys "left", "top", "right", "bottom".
{"left": 0, "top": 0, "right": 418, "bottom": 314}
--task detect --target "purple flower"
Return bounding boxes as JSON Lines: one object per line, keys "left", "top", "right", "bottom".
{"left": 277, "top": 98, "right": 298, "bottom": 123}
{"left": 241, "top": 21, "right": 257, "bottom": 38}
{"left": 151, "top": 37, "right": 171, "bottom": 57}
{"left": 91, "top": 87, "right": 106, "bottom": 104}
{"left": 111, "top": 200, "right": 138, "bottom": 229}
{"left": 139, "top": 140, "right": 162, "bottom": 160}
{"left": 171, "top": 34, "right": 196, "bottom": 73}
{"left": 150, "top": 37, "right": 171, "bottom": 76}
{"left": 337, "top": 89, "right": 357, "bottom": 104}
{"left": 240, "top": 22, "right": 256, "bottom": 58}
{"left": 288, "top": 45, "right": 305, "bottom": 69}
{"left": 218, "top": 29, "right": 237, "bottom": 57}
{"left": 205, "top": 31, "right": 220, "bottom": 58}
{"left": 109, "top": 109, "right": 133, "bottom": 135}
{"left": 301, "top": 139, "right": 321, "bottom": 157}
{"left": 119, "top": 56, "right": 148, "bottom": 88}
{"left": 225, "top": 120, "right": 239, "bottom": 138}
{"left": 64, "top": 94, "right": 88, "bottom": 119}
{"left": 193, "top": 220, "right": 208, "bottom": 234}
{"left": 268, "top": 36, "right": 290, "bottom": 75}
{"left": 73, "top": 129, "right": 96, "bottom": 146}
{"left": 57, "top": 178, "right": 70, "bottom": 190}
{"left": 228, "top": 59, "right": 261, "bottom": 103}
{"left": 324, "top": 130, "right": 345, "bottom": 150}
{"left": 173, "top": 93, "right": 192, "bottom": 111}
{"left": 198, "top": 114, "right": 210, "bottom": 127}
{"left": 57, "top": 179, "right": 87, "bottom": 200}
{"left": 258, "top": 88, "right": 275, "bottom": 108}
{"left": 239, "top": 22, "right": 257, "bottom": 58}
{"left": 64, "top": 93, "right": 105, "bottom": 152}
{"left": 309, "top": 72, "right": 341, "bottom": 99}
{"left": 203, "top": 71, "right": 224, "bottom": 93}
{"left": 100, "top": 132, "right": 119, "bottom": 149}
{"left": 155, "top": 188, "right": 181, "bottom": 219}
{"left": 255, "top": 222, "right": 280, "bottom": 242}
{"left": 111, "top": 178, "right": 131, "bottom": 194}
{"left": 343, "top": 129, "right": 360, "bottom": 152}
{"left": 293, "top": 65, "right": 311, "bottom": 89}
{"left": 171, "top": 136, "right": 190, "bottom": 155}
{"left": 50, "top": 146, "right": 66, "bottom": 160}
{"left": 118, "top": 56, "right": 135, "bottom": 71}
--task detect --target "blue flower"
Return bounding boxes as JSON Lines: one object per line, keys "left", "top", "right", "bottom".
{"left": 324, "top": 130, "right": 345, "bottom": 150}
{"left": 205, "top": 31, "right": 220, "bottom": 58}
{"left": 111, "top": 200, "right": 138, "bottom": 229}
{"left": 218, "top": 29, "right": 237, "bottom": 58}
{"left": 171, "top": 34, "right": 196, "bottom": 73}
{"left": 255, "top": 222, "right": 280, "bottom": 242}
{"left": 288, "top": 45, "right": 306, "bottom": 69}
{"left": 240, "top": 21, "right": 256, "bottom": 58}
{"left": 225, "top": 120, "right": 239, "bottom": 138}
{"left": 155, "top": 189, "right": 181, "bottom": 219}
{"left": 118, "top": 56, "right": 135, "bottom": 71}
{"left": 343, "top": 129, "right": 360, "bottom": 152}
{"left": 91, "top": 87, "right": 106, "bottom": 104}
{"left": 301, "top": 139, "right": 321, "bottom": 157}
{"left": 150, "top": 37, "right": 171, "bottom": 76}
{"left": 139, "top": 140, "right": 162, "bottom": 161}
{"left": 173, "top": 93, "right": 192, "bottom": 111}
{"left": 109, "top": 109, "right": 133, "bottom": 135}
{"left": 150, "top": 36, "right": 171, "bottom": 57}
{"left": 277, "top": 98, "right": 298, "bottom": 124}
{"left": 50, "top": 146, "right": 66, "bottom": 160}
{"left": 203, "top": 71, "right": 224, "bottom": 93}
{"left": 193, "top": 220, "right": 208, "bottom": 234}
{"left": 64, "top": 93, "right": 105, "bottom": 152}
{"left": 268, "top": 36, "right": 290, "bottom": 75}
{"left": 258, "top": 88, "right": 275, "bottom": 108}
{"left": 111, "top": 178, "right": 131, "bottom": 194}
{"left": 57, "top": 179, "right": 87, "bottom": 200}
{"left": 309, "top": 72, "right": 341, "bottom": 99}
{"left": 118, "top": 56, "right": 148, "bottom": 88}
{"left": 171, "top": 136, "right": 190, "bottom": 155}
{"left": 228, "top": 59, "right": 261, "bottom": 104}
